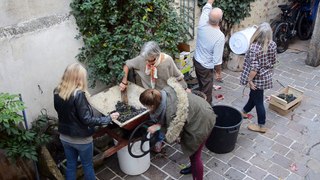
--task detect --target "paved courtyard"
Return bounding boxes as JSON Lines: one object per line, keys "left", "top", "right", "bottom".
{"left": 94, "top": 39, "right": 320, "bottom": 180}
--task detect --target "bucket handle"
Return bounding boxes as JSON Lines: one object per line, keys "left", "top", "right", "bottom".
{"left": 227, "top": 127, "right": 239, "bottom": 133}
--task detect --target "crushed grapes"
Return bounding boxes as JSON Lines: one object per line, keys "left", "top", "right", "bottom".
{"left": 114, "top": 101, "right": 147, "bottom": 123}
{"left": 277, "top": 93, "right": 296, "bottom": 103}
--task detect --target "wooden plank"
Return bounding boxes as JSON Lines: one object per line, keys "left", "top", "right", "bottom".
{"left": 268, "top": 101, "right": 301, "bottom": 116}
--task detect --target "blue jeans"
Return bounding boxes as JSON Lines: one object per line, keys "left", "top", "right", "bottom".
{"left": 243, "top": 89, "right": 266, "bottom": 125}
{"left": 61, "top": 140, "right": 96, "bottom": 180}
{"left": 156, "top": 131, "right": 165, "bottom": 142}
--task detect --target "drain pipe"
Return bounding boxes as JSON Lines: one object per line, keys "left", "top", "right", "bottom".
{"left": 19, "top": 94, "right": 40, "bottom": 180}
{"left": 19, "top": 94, "right": 29, "bottom": 130}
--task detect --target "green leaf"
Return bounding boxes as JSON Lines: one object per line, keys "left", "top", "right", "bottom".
{"left": 70, "top": 0, "right": 188, "bottom": 86}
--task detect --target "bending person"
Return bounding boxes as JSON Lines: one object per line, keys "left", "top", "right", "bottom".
{"left": 139, "top": 77, "right": 216, "bottom": 180}
{"left": 119, "top": 41, "right": 190, "bottom": 153}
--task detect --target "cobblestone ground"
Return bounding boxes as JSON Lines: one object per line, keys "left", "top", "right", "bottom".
{"left": 94, "top": 40, "right": 320, "bottom": 180}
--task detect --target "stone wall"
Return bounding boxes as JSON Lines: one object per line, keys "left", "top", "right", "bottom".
{"left": 232, "top": 0, "right": 286, "bottom": 32}
{"left": 189, "top": 0, "right": 287, "bottom": 50}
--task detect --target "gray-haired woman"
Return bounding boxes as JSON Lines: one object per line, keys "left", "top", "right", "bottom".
{"left": 119, "top": 41, "right": 189, "bottom": 152}
{"left": 119, "top": 41, "right": 188, "bottom": 91}
{"left": 240, "top": 22, "right": 277, "bottom": 133}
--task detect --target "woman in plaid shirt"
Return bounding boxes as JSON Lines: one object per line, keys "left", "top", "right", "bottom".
{"left": 240, "top": 22, "right": 277, "bottom": 133}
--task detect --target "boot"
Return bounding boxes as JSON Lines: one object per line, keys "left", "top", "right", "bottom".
{"left": 180, "top": 166, "right": 192, "bottom": 175}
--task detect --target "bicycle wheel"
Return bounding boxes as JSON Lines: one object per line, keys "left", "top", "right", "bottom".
{"left": 273, "top": 23, "right": 289, "bottom": 53}
{"left": 297, "top": 13, "right": 313, "bottom": 40}
{"left": 270, "top": 19, "right": 281, "bottom": 31}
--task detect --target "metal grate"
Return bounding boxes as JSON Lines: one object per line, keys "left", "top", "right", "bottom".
{"left": 180, "top": 0, "right": 195, "bottom": 40}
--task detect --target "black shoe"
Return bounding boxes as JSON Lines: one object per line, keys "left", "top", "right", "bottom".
{"left": 180, "top": 166, "right": 192, "bottom": 174}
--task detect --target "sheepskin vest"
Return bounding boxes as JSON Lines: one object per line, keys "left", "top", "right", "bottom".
{"left": 164, "top": 77, "right": 216, "bottom": 156}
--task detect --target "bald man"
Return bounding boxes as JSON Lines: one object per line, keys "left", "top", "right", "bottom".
{"left": 193, "top": 0, "right": 225, "bottom": 104}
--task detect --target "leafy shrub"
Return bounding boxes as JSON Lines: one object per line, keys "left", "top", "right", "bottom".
{"left": 215, "top": 0, "right": 255, "bottom": 38}
{"left": 70, "top": 0, "right": 188, "bottom": 86}
{"left": 0, "top": 93, "right": 51, "bottom": 161}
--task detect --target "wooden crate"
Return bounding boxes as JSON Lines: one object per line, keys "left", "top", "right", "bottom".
{"left": 268, "top": 85, "right": 303, "bottom": 115}
{"left": 268, "top": 101, "right": 301, "bottom": 116}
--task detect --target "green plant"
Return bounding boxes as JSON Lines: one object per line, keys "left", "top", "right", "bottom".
{"left": 70, "top": 0, "right": 188, "bottom": 86}
{"left": 0, "top": 93, "right": 51, "bottom": 162}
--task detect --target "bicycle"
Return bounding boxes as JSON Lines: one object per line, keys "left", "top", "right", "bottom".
{"left": 271, "top": 0, "right": 318, "bottom": 53}
{"left": 297, "top": 0, "right": 319, "bottom": 40}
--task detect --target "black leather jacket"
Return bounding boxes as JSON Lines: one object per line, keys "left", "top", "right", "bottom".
{"left": 54, "top": 90, "right": 111, "bottom": 138}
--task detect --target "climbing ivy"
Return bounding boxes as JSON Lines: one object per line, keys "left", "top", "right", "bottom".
{"left": 70, "top": 0, "right": 188, "bottom": 86}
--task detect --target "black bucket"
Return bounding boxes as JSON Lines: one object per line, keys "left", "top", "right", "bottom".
{"left": 206, "top": 105, "right": 242, "bottom": 154}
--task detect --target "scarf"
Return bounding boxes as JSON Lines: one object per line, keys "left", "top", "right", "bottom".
{"left": 145, "top": 55, "right": 162, "bottom": 88}
{"left": 149, "top": 90, "right": 167, "bottom": 124}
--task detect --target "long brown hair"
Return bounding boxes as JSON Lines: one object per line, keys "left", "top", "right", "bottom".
{"left": 56, "top": 63, "right": 89, "bottom": 100}
{"left": 139, "top": 89, "right": 162, "bottom": 112}
{"left": 250, "top": 22, "right": 273, "bottom": 53}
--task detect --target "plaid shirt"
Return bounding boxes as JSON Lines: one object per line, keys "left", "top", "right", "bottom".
{"left": 240, "top": 41, "right": 277, "bottom": 90}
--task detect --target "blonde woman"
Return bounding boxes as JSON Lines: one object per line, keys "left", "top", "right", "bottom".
{"left": 240, "top": 22, "right": 277, "bottom": 133}
{"left": 54, "top": 63, "right": 119, "bottom": 179}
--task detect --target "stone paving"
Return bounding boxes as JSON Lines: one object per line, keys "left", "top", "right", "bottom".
{"left": 94, "top": 40, "right": 320, "bottom": 180}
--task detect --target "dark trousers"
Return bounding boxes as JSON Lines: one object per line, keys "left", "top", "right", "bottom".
{"left": 243, "top": 89, "right": 266, "bottom": 125}
{"left": 193, "top": 59, "right": 214, "bottom": 104}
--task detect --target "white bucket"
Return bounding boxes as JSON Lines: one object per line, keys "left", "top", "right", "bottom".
{"left": 114, "top": 139, "right": 150, "bottom": 175}
{"left": 229, "top": 25, "right": 257, "bottom": 55}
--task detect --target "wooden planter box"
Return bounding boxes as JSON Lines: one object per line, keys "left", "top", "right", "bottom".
{"left": 90, "top": 82, "right": 149, "bottom": 130}
{"left": 268, "top": 86, "right": 303, "bottom": 116}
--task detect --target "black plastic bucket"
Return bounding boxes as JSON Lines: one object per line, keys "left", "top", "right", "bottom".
{"left": 206, "top": 105, "right": 242, "bottom": 154}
